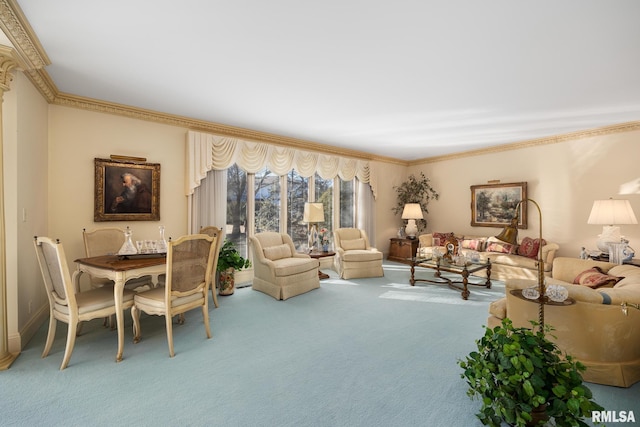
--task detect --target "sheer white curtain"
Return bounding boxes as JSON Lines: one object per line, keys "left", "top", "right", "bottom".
{"left": 189, "top": 169, "right": 227, "bottom": 234}
{"left": 356, "top": 180, "right": 376, "bottom": 245}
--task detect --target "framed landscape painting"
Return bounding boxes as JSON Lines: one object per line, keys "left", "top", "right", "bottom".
{"left": 94, "top": 158, "right": 161, "bottom": 222}
{"left": 470, "top": 182, "right": 527, "bottom": 228}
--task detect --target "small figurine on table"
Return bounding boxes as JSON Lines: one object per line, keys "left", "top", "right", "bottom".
{"left": 579, "top": 247, "right": 589, "bottom": 260}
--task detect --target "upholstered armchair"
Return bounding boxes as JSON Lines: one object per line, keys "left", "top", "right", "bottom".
{"left": 250, "top": 232, "right": 320, "bottom": 300}
{"left": 333, "top": 228, "right": 384, "bottom": 279}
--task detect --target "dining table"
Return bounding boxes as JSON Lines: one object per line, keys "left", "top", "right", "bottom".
{"left": 73, "top": 254, "right": 167, "bottom": 362}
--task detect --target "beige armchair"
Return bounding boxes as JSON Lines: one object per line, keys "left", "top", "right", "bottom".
{"left": 250, "top": 232, "right": 320, "bottom": 300}
{"left": 333, "top": 228, "right": 384, "bottom": 279}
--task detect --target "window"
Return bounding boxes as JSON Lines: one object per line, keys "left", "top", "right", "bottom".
{"left": 225, "top": 165, "right": 357, "bottom": 255}
{"left": 226, "top": 165, "right": 248, "bottom": 258}
{"left": 254, "top": 167, "right": 280, "bottom": 233}
{"left": 287, "top": 170, "right": 309, "bottom": 249}
{"left": 340, "top": 179, "right": 355, "bottom": 228}
{"left": 315, "top": 174, "right": 334, "bottom": 233}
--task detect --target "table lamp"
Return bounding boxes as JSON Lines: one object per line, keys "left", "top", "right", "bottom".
{"left": 402, "top": 203, "right": 423, "bottom": 239}
{"left": 303, "top": 202, "right": 324, "bottom": 251}
{"left": 587, "top": 198, "right": 637, "bottom": 253}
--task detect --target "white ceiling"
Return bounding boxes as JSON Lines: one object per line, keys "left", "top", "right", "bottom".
{"left": 13, "top": 0, "right": 640, "bottom": 161}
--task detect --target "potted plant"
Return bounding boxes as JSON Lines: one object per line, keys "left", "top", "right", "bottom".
{"left": 217, "top": 239, "right": 251, "bottom": 296}
{"left": 458, "top": 318, "right": 603, "bottom": 427}
{"left": 392, "top": 172, "right": 439, "bottom": 233}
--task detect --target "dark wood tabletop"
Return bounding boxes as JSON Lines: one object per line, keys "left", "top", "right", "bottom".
{"left": 74, "top": 254, "right": 166, "bottom": 271}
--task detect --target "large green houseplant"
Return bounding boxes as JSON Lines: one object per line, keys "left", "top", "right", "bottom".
{"left": 392, "top": 172, "right": 439, "bottom": 233}
{"left": 217, "top": 239, "right": 251, "bottom": 296}
{"left": 458, "top": 318, "right": 603, "bottom": 427}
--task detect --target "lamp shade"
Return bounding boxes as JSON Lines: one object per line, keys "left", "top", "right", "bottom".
{"left": 303, "top": 202, "right": 324, "bottom": 223}
{"left": 401, "top": 203, "right": 424, "bottom": 220}
{"left": 587, "top": 199, "right": 638, "bottom": 225}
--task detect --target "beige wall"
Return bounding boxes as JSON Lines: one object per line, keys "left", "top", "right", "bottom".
{"left": 407, "top": 135, "right": 640, "bottom": 259}
{"left": 4, "top": 73, "right": 49, "bottom": 351}
{"left": 48, "top": 105, "right": 189, "bottom": 267}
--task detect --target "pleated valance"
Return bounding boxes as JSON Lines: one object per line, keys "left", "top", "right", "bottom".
{"left": 186, "top": 130, "right": 376, "bottom": 197}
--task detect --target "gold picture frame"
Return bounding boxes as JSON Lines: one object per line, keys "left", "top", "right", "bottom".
{"left": 94, "top": 158, "right": 160, "bottom": 222}
{"left": 470, "top": 182, "right": 527, "bottom": 228}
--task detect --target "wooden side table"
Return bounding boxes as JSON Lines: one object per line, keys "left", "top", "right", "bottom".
{"left": 308, "top": 251, "right": 335, "bottom": 279}
{"left": 388, "top": 238, "right": 419, "bottom": 264}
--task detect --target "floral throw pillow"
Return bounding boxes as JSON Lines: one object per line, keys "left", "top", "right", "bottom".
{"left": 573, "top": 266, "right": 624, "bottom": 289}
{"left": 432, "top": 232, "right": 453, "bottom": 247}
{"left": 517, "top": 237, "right": 547, "bottom": 259}
{"left": 485, "top": 240, "right": 516, "bottom": 254}
{"left": 461, "top": 238, "right": 486, "bottom": 251}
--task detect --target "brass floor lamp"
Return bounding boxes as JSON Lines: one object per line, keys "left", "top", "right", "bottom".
{"left": 495, "top": 198, "right": 548, "bottom": 329}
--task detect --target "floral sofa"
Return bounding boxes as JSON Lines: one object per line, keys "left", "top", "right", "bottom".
{"left": 487, "top": 257, "right": 640, "bottom": 387}
{"left": 417, "top": 232, "right": 560, "bottom": 281}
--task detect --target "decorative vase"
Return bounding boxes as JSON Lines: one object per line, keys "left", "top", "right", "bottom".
{"left": 157, "top": 225, "right": 168, "bottom": 253}
{"left": 322, "top": 244, "right": 329, "bottom": 252}
{"left": 218, "top": 267, "right": 235, "bottom": 296}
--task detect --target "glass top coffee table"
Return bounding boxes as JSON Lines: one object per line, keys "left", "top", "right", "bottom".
{"left": 407, "top": 256, "right": 492, "bottom": 300}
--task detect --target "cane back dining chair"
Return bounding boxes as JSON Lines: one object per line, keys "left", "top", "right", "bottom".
{"left": 34, "top": 236, "right": 136, "bottom": 370}
{"left": 82, "top": 227, "right": 154, "bottom": 291}
{"left": 200, "top": 226, "right": 224, "bottom": 308}
{"left": 131, "top": 233, "right": 217, "bottom": 357}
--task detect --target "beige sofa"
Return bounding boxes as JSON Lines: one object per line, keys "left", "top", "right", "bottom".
{"left": 417, "top": 233, "right": 559, "bottom": 281}
{"left": 250, "top": 232, "right": 320, "bottom": 300}
{"left": 487, "top": 257, "right": 640, "bottom": 387}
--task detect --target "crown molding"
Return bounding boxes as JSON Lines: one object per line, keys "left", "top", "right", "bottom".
{"left": 408, "top": 121, "right": 640, "bottom": 166}
{"left": 0, "top": 0, "right": 49, "bottom": 70}
{"left": 52, "top": 92, "right": 407, "bottom": 166}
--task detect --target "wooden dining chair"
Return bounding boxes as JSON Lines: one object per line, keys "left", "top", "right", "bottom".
{"left": 200, "top": 226, "right": 224, "bottom": 308}
{"left": 34, "top": 236, "right": 136, "bottom": 369}
{"left": 131, "top": 233, "right": 217, "bottom": 357}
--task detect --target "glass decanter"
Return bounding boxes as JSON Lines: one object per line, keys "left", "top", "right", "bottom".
{"left": 118, "top": 226, "right": 137, "bottom": 255}
{"left": 157, "top": 225, "right": 168, "bottom": 253}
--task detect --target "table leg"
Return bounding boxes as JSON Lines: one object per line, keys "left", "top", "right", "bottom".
{"left": 461, "top": 268, "right": 470, "bottom": 300}
{"left": 409, "top": 263, "right": 416, "bottom": 285}
{"left": 485, "top": 260, "right": 492, "bottom": 289}
{"left": 113, "top": 273, "right": 126, "bottom": 362}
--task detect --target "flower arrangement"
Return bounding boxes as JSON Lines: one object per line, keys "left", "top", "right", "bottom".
{"left": 319, "top": 228, "right": 331, "bottom": 247}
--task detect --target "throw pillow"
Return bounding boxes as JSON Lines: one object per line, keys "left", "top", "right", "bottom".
{"left": 341, "top": 238, "right": 366, "bottom": 251}
{"left": 263, "top": 244, "right": 292, "bottom": 261}
{"left": 517, "top": 237, "right": 547, "bottom": 259}
{"left": 432, "top": 232, "right": 453, "bottom": 247}
{"left": 460, "top": 238, "right": 486, "bottom": 251}
{"left": 573, "top": 266, "right": 624, "bottom": 289}
{"left": 485, "top": 237, "right": 516, "bottom": 254}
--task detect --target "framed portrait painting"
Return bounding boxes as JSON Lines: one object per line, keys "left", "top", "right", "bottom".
{"left": 470, "top": 182, "right": 527, "bottom": 228}
{"left": 94, "top": 158, "right": 160, "bottom": 222}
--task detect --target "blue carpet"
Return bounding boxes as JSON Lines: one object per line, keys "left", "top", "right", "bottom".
{"left": 1, "top": 261, "right": 637, "bottom": 426}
